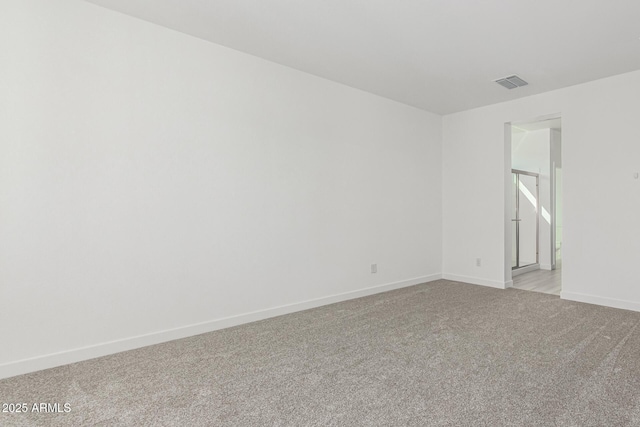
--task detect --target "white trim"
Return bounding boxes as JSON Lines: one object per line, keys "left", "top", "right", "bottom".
{"left": 511, "top": 112, "right": 562, "bottom": 127}
{"left": 540, "top": 264, "right": 552, "bottom": 271}
{"left": 504, "top": 122, "right": 514, "bottom": 288}
{"left": 561, "top": 291, "right": 640, "bottom": 313}
{"left": 512, "top": 264, "right": 539, "bottom": 277}
{"left": 0, "top": 274, "right": 442, "bottom": 380}
{"left": 442, "top": 273, "right": 508, "bottom": 289}
{"left": 504, "top": 280, "right": 514, "bottom": 288}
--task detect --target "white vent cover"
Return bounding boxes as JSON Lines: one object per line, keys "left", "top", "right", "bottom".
{"left": 495, "top": 75, "right": 528, "bottom": 89}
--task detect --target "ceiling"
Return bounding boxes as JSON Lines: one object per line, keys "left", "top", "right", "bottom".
{"left": 85, "top": 0, "right": 640, "bottom": 115}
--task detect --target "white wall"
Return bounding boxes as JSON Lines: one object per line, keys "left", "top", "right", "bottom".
{"left": 0, "top": 0, "right": 442, "bottom": 378}
{"left": 443, "top": 69, "right": 640, "bottom": 309}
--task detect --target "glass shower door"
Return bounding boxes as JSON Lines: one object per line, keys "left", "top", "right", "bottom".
{"left": 512, "top": 170, "right": 539, "bottom": 269}
{"left": 512, "top": 174, "right": 518, "bottom": 268}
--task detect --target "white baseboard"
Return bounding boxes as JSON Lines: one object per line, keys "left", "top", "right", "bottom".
{"left": 561, "top": 291, "right": 640, "bottom": 313}
{"left": 540, "top": 264, "right": 552, "bottom": 271}
{"left": 0, "top": 274, "right": 442, "bottom": 380}
{"left": 442, "top": 273, "right": 508, "bottom": 289}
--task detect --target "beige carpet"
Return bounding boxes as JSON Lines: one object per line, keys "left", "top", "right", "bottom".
{"left": 2, "top": 279, "right": 640, "bottom": 426}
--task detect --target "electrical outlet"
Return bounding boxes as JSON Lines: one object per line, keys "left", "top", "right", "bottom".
{"left": 371, "top": 264, "right": 377, "bottom": 274}
{"left": 476, "top": 258, "right": 482, "bottom": 267}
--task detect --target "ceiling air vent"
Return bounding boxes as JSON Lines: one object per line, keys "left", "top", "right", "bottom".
{"left": 495, "top": 75, "right": 528, "bottom": 89}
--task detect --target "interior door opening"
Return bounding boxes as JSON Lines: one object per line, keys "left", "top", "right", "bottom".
{"left": 507, "top": 115, "right": 562, "bottom": 295}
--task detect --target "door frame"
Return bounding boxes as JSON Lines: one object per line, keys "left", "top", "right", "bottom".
{"left": 504, "top": 113, "right": 562, "bottom": 286}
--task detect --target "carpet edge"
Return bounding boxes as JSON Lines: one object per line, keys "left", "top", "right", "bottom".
{"left": 0, "top": 273, "right": 442, "bottom": 380}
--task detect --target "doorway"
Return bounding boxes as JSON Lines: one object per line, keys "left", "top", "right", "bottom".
{"left": 507, "top": 115, "right": 562, "bottom": 295}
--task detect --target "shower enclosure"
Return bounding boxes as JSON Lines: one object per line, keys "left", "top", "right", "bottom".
{"left": 512, "top": 170, "right": 539, "bottom": 270}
